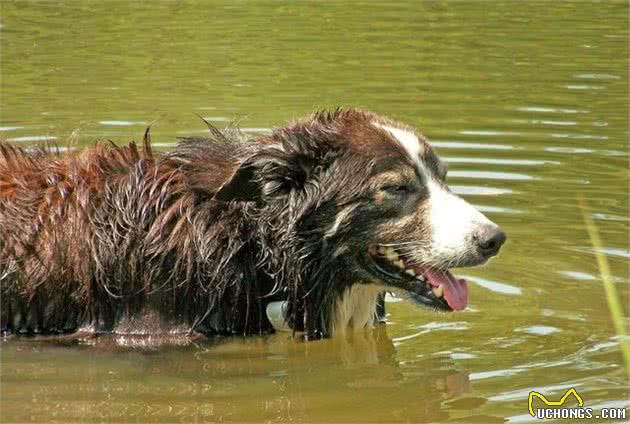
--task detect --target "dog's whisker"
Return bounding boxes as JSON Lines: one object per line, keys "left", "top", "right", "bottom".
{"left": 376, "top": 241, "right": 418, "bottom": 247}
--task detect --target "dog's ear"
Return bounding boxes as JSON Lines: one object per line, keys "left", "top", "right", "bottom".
{"left": 213, "top": 159, "right": 260, "bottom": 202}
{"left": 213, "top": 145, "right": 321, "bottom": 203}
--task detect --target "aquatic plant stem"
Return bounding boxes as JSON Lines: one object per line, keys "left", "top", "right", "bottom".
{"left": 579, "top": 197, "right": 630, "bottom": 380}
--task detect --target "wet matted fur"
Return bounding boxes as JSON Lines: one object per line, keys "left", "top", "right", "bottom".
{"left": 0, "top": 109, "right": 505, "bottom": 340}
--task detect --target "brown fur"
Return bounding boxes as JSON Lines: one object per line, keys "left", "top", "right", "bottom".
{"left": 0, "top": 109, "right": 451, "bottom": 339}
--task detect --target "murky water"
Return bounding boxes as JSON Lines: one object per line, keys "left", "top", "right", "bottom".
{"left": 1, "top": 1, "right": 629, "bottom": 422}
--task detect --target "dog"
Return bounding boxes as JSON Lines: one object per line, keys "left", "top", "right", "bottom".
{"left": 0, "top": 109, "right": 506, "bottom": 340}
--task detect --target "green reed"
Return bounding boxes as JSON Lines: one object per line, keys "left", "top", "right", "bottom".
{"left": 579, "top": 197, "right": 630, "bottom": 380}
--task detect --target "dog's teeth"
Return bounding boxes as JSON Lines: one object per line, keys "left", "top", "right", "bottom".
{"left": 377, "top": 246, "right": 386, "bottom": 255}
{"left": 432, "top": 286, "right": 444, "bottom": 298}
{"left": 415, "top": 275, "right": 426, "bottom": 282}
{"left": 405, "top": 269, "right": 416, "bottom": 276}
{"left": 394, "top": 260, "right": 405, "bottom": 269}
{"left": 384, "top": 249, "right": 398, "bottom": 261}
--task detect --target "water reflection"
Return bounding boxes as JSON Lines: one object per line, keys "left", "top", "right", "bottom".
{"left": 5, "top": 135, "right": 57, "bottom": 143}
{"left": 1, "top": 327, "right": 476, "bottom": 422}
{"left": 99, "top": 120, "right": 149, "bottom": 126}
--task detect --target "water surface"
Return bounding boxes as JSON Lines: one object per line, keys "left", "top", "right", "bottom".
{"left": 1, "top": 1, "right": 628, "bottom": 422}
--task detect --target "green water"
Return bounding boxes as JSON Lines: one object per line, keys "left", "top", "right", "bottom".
{"left": 1, "top": 1, "right": 629, "bottom": 422}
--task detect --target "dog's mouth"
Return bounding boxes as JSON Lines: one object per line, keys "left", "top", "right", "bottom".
{"left": 366, "top": 246, "right": 469, "bottom": 312}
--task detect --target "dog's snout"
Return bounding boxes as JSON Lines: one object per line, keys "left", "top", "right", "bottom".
{"left": 475, "top": 225, "right": 506, "bottom": 258}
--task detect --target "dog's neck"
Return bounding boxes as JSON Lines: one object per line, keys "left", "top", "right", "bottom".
{"left": 330, "top": 283, "right": 383, "bottom": 336}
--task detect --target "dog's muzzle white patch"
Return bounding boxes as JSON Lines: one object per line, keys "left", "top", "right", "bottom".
{"left": 427, "top": 181, "right": 499, "bottom": 265}
{"left": 372, "top": 119, "right": 503, "bottom": 266}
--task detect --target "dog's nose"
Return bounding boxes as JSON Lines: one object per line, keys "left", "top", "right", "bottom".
{"left": 475, "top": 225, "right": 507, "bottom": 258}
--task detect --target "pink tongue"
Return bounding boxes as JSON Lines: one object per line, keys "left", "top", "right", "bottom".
{"left": 423, "top": 268, "right": 469, "bottom": 311}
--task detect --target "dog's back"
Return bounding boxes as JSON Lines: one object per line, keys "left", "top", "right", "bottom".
{"left": 0, "top": 134, "right": 276, "bottom": 336}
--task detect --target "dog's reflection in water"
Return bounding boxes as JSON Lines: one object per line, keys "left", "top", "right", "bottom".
{"left": 17, "top": 325, "right": 472, "bottom": 422}
{"left": 168, "top": 326, "right": 471, "bottom": 422}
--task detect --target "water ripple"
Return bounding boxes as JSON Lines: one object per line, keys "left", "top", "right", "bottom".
{"left": 469, "top": 368, "right": 527, "bottom": 381}
{"left": 517, "top": 106, "right": 587, "bottom": 114}
{"left": 459, "top": 130, "right": 521, "bottom": 137}
{"left": 444, "top": 157, "right": 560, "bottom": 166}
{"left": 575, "top": 73, "right": 620, "bottom": 80}
{"left": 549, "top": 133, "right": 608, "bottom": 140}
{"left": 449, "top": 170, "right": 536, "bottom": 181}
{"left": 450, "top": 185, "right": 514, "bottom": 196}
{"left": 515, "top": 325, "right": 561, "bottom": 336}
{"left": 559, "top": 271, "right": 596, "bottom": 281}
{"left": 512, "top": 118, "right": 578, "bottom": 126}
{"left": 432, "top": 140, "right": 515, "bottom": 150}
{"left": 6, "top": 135, "right": 57, "bottom": 142}
{"left": 488, "top": 382, "right": 583, "bottom": 403}
{"left": 99, "top": 120, "right": 148, "bottom": 126}
{"left": 475, "top": 205, "right": 522, "bottom": 214}
{"left": 465, "top": 276, "right": 523, "bottom": 295}
{"left": 566, "top": 84, "right": 604, "bottom": 90}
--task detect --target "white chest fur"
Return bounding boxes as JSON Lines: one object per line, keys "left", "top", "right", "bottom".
{"left": 331, "top": 284, "right": 383, "bottom": 335}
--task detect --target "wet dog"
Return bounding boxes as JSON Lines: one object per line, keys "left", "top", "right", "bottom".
{"left": 0, "top": 109, "right": 506, "bottom": 339}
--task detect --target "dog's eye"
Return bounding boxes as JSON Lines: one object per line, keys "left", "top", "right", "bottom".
{"left": 382, "top": 184, "right": 413, "bottom": 195}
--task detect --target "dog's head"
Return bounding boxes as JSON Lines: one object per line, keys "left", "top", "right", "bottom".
{"left": 214, "top": 109, "right": 506, "bottom": 313}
